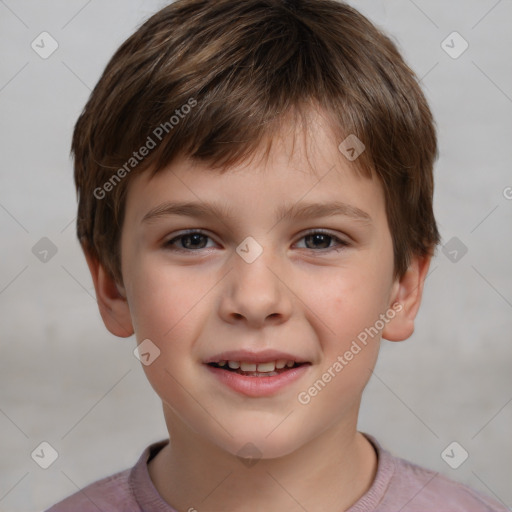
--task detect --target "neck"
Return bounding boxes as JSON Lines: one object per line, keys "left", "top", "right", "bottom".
{"left": 148, "top": 406, "right": 378, "bottom": 512}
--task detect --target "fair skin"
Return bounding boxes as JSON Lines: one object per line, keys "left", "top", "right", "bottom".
{"left": 85, "top": 111, "right": 431, "bottom": 512}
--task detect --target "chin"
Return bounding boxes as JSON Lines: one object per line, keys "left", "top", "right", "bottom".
{"left": 213, "top": 421, "right": 308, "bottom": 461}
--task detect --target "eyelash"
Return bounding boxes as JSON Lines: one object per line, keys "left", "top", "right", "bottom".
{"left": 163, "top": 229, "right": 349, "bottom": 254}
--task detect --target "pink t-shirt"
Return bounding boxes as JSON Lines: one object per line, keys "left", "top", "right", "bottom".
{"left": 45, "top": 433, "right": 507, "bottom": 511}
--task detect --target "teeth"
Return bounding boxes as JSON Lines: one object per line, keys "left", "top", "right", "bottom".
{"left": 240, "top": 362, "right": 257, "bottom": 371}
{"left": 221, "top": 360, "right": 297, "bottom": 372}
{"left": 256, "top": 361, "right": 276, "bottom": 372}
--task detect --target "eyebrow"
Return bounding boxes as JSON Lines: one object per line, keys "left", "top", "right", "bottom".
{"left": 141, "top": 200, "right": 372, "bottom": 225}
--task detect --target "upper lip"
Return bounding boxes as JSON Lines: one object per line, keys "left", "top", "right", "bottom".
{"left": 203, "top": 349, "right": 310, "bottom": 364}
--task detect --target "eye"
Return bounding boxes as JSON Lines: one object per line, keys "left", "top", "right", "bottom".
{"left": 295, "top": 230, "right": 349, "bottom": 252}
{"left": 163, "top": 230, "right": 216, "bottom": 252}
{"left": 163, "top": 229, "right": 349, "bottom": 253}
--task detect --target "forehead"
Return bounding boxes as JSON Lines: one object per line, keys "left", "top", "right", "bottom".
{"left": 123, "top": 112, "right": 385, "bottom": 228}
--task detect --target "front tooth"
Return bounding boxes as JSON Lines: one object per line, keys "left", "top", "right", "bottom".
{"left": 228, "top": 361, "right": 240, "bottom": 369}
{"left": 240, "top": 362, "right": 257, "bottom": 371}
{"left": 218, "top": 360, "right": 227, "bottom": 367}
{"left": 276, "top": 359, "right": 287, "bottom": 369}
{"left": 257, "top": 361, "right": 276, "bottom": 372}
{"left": 286, "top": 360, "right": 295, "bottom": 367}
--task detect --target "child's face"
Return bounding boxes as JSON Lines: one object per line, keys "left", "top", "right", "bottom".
{"left": 110, "top": 115, "right": 409, "bottom": 459}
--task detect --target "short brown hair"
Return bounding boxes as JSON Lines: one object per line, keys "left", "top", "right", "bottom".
{"left": 72, "top": 0, "right": 440, "bottom": 286}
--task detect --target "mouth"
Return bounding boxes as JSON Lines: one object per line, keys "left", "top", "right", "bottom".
{"left": 206, "top": 359, "right": 309, "bottom": 377}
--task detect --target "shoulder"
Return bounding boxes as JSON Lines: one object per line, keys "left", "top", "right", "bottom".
{"left": 44, "top": 468, "right": 136, "bottom": 512}
{"left": 384, "top": 451, "right": 507, "bottom": 512}
{"left": 44, "top": 440, "right": 169, "bottom": 512}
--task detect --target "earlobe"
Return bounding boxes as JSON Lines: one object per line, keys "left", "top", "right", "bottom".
{"left": 382, "top": 255, "right": 432, "bottom": 342}
{"left": 84, "top": 248, "right": 134, "bottom": 338}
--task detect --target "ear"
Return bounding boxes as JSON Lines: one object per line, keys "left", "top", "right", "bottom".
{"left": 84, "top": 249, "right": 134, "bottom": 338}
{"left": 382, "top": 254, "right": 432, "bottom": 342}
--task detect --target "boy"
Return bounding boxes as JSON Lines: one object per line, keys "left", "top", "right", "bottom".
{"left": 47, "top": 0, "right": 506, "bottom": 510}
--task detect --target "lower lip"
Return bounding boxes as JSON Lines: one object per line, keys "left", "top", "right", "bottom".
{"left": 204, "top": 364, "right": 311, "bottom": 397}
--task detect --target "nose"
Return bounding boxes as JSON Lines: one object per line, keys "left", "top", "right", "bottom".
{"left": 218, "top": 246, "right": 293, "bottom": 328}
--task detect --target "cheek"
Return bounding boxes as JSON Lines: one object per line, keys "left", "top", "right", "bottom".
{"left": 295, "top": 271, "right": 384, "bottom": 415}
{"left": 296, "top": 258, "right": 392, "bottom": 396}
{"left": 127, "top": 263, "right": 205, "bottom": 414}
{"left": 127, "top": 254, "right": 210, "bottom": 342}
{"left": 308, "top": 264, "right": 392, "bottom": 345}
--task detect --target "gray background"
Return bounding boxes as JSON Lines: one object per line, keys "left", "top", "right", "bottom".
{"left": 1, "top": 1, "right": 511, "bottom": 511}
